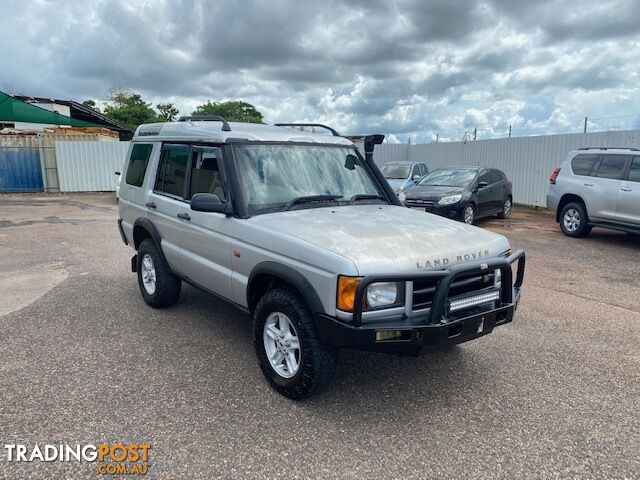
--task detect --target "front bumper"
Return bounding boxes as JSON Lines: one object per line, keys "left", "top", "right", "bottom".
{"left": 405, "top": 200, "right": 465, "bottom": 221}
{"left": 315, "top": 250, "right": 525, "bottom": 354}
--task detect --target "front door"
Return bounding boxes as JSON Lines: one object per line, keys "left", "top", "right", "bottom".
{"left": 475, "top": 170, "right": 494, "bottom": 216}
{"left": 178, "top": 146, "right": 234, "bottom": 300}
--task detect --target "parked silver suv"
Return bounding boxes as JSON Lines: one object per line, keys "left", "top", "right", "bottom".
{"left": 547, "top": 147, "right": 640, "bottom": 237}
{"left": 117, "top": 116, "right": 526, "bottom": 399}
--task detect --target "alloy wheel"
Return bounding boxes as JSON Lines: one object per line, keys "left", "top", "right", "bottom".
{"left": 263, "top": 312, "right": 301, "bottom": 379}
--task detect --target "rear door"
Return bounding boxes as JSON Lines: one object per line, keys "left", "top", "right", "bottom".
{"left": 589, "top": 154, "right": 630, "bottom": 221}
{"left": 146, "top": 144, "right": 190, "bottom": 274}
{"left": 617, "top": 155, "right": 640, "bottom": 225}
{"left": 179, "top": 146, "right": 234, "bottom": 299}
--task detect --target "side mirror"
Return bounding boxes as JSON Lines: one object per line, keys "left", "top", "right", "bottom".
{"left": 412, "top": 175, "right": 421, "bottom": 182}
{"left": 477, "top": 181, "right": 488, "bottom": 189}
{"left": 190, "top": 193, "right": 226, "bottom": 213}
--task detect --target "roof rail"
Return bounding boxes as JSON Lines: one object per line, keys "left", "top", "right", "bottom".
{"left": 178, "top": 115, "right": 231, "bottom": 132}
{"left": 274, "top": 123, "right": 341, "bottom": 137}
{"left": 578, "top": 146, "right": 639, "bottom": 151}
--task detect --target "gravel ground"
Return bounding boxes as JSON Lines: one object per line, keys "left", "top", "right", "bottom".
{"left": 0, "top": 193, "right": 638, "bottom": 479}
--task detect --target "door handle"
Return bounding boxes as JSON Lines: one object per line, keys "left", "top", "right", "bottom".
{"left": 620, "top": 187, "right": 632, "bottom": 192}
{"left": 584, "top": 183, "right": 594, "bottom": 187}
{"left": 145, "top": 201, "right": 156, "bottom": 209}
{"left": 177, "top": 212, "right": 191, "bottom": 221}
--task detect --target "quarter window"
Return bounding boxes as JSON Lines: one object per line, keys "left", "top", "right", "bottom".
{"left": 188, "top": 147, "right": 226, "bottom": 201}
{"left": 571, "top": 154, "right": 598, "bottom": 176}
{"left": 596, "top": 155, "right": 628, "bottom": 180}
{"left": 155, "top": 145, "right": 189, "bottom": 198}
{"left": 628, "top": 157, "right": 640, "bottom": 183}
{"left": 125, "top": 143, "right": 153, "bottom": 187}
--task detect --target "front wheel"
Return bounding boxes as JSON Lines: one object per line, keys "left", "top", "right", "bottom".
{"left": 462, "top": 204, "right": 475, "bottom": 224}
{"left": 559, "top": 202, "right": 592, "bottom": 238}
{"left": 253, "top": 288, "right": 338, "bottom": 399}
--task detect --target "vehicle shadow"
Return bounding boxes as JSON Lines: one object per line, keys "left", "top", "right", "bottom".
{"left": 177, "top": 284, "right": 494, "bottom": 421}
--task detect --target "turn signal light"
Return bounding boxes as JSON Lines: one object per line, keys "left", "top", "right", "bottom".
{"left": 550, "top": 168, "right": 561, "bottom": 184}
{"left": 337, "top": 276, "right": 362, "bottom": 312}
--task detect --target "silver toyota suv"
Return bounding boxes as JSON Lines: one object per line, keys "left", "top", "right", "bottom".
{"left": 117, "top": 116, "right": 526, "bottom": 399}
{"left": 547, "top": 147, "right": 640, "bottom": 237}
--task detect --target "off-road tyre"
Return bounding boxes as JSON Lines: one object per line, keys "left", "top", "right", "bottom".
{"left": 137, "top": 238, "right": 181, "bottom": 308}
{"left": 253, "top": 288, "right": 338, "bottom": 400}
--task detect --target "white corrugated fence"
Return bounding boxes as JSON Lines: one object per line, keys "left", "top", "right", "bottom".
{"left": 56, "top": 141, "right": 130, "bottom": 192}
{"left": 373, "top": 129, "right": 640, "bottom": 207}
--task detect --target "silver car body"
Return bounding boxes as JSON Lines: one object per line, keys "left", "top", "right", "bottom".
{"left": 547, "top": 148, "right": 640, "bottom": 231}
{"left": 382, "top": 161, "right": 428, "bottom": 194}
{"left": 119, "top": 120, "right": 516, "bottom": 325}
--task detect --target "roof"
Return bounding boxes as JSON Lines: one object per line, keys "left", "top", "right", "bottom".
{"left": 133, "top": 120, "right": 354, "bottom": 145}
{"left": 14, "top": 95, "right": 131, "bottom": 132}
{"left": 383, "top": 160, "right": 425, "bottom": 165}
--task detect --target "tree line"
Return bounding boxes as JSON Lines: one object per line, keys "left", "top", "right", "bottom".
{"left": 83, "top": 89, "right": 264, "bottom": 132}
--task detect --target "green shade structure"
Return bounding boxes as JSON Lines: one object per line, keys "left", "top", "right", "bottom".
{"left": 0, "top": 91, "right": 126, "bottom": 130}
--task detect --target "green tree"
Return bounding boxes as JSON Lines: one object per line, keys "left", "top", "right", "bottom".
{"left": 82, "top": 99, "right": 98, "bottom": 110}
{"left": 191, "top": 100, "right": 263, "bottom": 123}
{"left": 103, "top": 89, "right": 158, "bottom": 131}
{"left": 156, "top": 102, "right": 179, "bottom": 122}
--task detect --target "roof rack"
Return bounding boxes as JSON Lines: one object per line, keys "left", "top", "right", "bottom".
{"left": 178, "top": 115, "right": 231, "bottom": 132}
{"left": 274, "top": 123, "right": 341, "bottom": 137}
{"left": 578, "top": 146, "right": 639, "bottom": 151}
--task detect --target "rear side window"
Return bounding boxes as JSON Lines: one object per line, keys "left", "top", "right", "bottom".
{"left": 628, "top": 157, "right": 640, "bottom": 183}
{"left": 571, "top": 154, "right": 598, "bottom": 176}
{"left": 125, "top": 143, "right": 153, "bottom": 187}
{"left": 155, "top": 145, "right": 189, "bottom": 198}
{"left": 596, "top": 155, "right": 629, "bottom": 180}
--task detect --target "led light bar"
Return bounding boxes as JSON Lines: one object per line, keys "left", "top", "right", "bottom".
{"left": 449, "top": 290, "right": 500, "bottom": 312}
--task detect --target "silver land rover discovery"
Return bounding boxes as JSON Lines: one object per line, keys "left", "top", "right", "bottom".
{"left": 117, "top": 116, "right": 526, "bottom": 399}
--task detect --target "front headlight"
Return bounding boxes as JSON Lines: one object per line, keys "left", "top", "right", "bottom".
{"left": 438, "top": 194, "right": 462, "bottom": 205}
{"left": 337, "top": 277, "right": 403, "bottom": 311}
{"left": 366, "top": 282, "right": 400, "bottom": 308}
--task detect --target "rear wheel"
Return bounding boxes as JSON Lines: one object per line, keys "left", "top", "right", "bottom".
{"left": 498, "top": 196, "right": 512, "bottom": 219}
{"left": 253, "top": 288, "right": 338, "bottom": 399}
{"left": 559, "top": 202, "right": 592, "bottom": 238}
{"left": 137, "top": 239, "right": 181, "bottom": 308}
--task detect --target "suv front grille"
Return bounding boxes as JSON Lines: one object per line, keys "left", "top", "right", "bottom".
{"left": 412, "top": 271, "right": 496, "bottom": 311}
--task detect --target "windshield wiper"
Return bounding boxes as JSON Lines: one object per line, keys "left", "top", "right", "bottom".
{"left": 284, "top": 194, "right": 343, "bottom": 211}
{"left": 349, "top": 194, "right": 386, "bottom": 204}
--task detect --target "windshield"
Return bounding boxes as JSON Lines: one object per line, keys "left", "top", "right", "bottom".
{"left": 418, "top": 169, "right": 477, "bottom": 187}
{"left": 234, "top": 144, "right": 384, "bottom": 214}
{"left": 381, "top": 164, "right": 411, "bottom": 179}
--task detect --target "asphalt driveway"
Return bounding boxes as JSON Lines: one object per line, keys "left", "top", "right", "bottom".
{"left": 0, "top": 193, "right": 638, "bottom": 479}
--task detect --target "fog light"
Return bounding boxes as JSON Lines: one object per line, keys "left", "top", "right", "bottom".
{"left": 376, "top": 330, "right": 403, "bottom": 341}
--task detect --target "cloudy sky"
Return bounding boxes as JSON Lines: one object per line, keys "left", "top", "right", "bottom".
{"left": 2, "top": 0, "right": 640, "bottom": 142}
